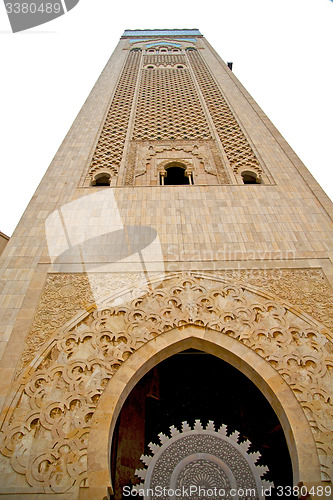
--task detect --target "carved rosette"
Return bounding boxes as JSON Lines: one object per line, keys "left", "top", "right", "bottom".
{"left": 135, "top": 420, "right": 273, "bottom": 499}
{"left": 0, "top": 272, "right": 332, "bottom": 492}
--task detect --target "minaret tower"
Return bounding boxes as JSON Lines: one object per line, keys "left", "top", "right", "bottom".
{"left": 0, "top": 29, "right": 332, "bottom": 500}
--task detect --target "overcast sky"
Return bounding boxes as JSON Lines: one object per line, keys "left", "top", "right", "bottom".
{"left": 0, "top": 0, "right": 332, "bottom": 236}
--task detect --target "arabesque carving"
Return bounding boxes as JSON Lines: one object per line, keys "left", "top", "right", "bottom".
{"left": 1, "top": 272, "right": 332, "bottom": 493}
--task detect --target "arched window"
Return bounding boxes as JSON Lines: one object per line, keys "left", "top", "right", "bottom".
{"left": 92, "top": 172, "right": 111, "bottom": 186}
{"left": 241, "top": 171, "right": 261, "bottom": 184}
{"left": 162, "top": 164, "right": 192, "bottom": 185}
{"left": 159, "top": 48, "right": 168, "bottom": 53}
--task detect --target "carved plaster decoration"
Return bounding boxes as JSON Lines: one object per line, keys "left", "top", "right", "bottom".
{"left": 135, "top": 420, "right": 273, "bottom": 499}
{"left": 145, "top": 143, "right": 216, "bottom": 175}
{"left": 19, "top": 269, "right": 333, "bottom": 376}
{"left": 220, "top": 269, "right": 333, "bottom": 335}
{"left": 129, "top": 142, "right": 220, "bottom": 184}
{"left": 136, "top": 143, "right": 219, "bottom": 181}
{"left": 16, "top": 273, "right": 145, "bottom": 375}
{"left": 1, "top": 272, "right": 332, "bottom": 493}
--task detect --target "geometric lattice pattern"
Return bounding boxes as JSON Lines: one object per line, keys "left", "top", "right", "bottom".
{"left": 88, "top": 50, "right": 141, "bottom": 175}
{"left": 133, "top": 67, "right": 211, "bottom": 141}
{"left": 187, "top": 49, "right": 262, "bottom": 176}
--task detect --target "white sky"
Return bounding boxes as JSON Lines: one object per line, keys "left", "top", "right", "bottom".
{"left": 0, "top": 0, "right": 332, "bottom": 236}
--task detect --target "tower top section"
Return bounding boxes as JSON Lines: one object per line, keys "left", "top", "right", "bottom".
{"left": 122, "top": 29, "right": 202, "bottom": 38}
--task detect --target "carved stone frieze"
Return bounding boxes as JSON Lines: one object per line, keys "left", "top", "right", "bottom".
{"left": 1, "top": 271, "right": 332, "bottom": 493}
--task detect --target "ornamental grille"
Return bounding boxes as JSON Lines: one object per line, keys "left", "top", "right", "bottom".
{"left": 143, "top": 54, "right": 186, "bottom": 66}
{"left": 187, "top": 49, "right": 262, "bottom": 175}
{"left": 132, "top": 68, "right": 211, "bottom": 141}
{"left": 88, "top": 49, "right": 141, "bottom": 174}
{"left": 135, "top": 420, "right": 273, "bottom": 497}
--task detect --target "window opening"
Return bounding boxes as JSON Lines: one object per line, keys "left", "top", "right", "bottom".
{"left": 241, "top": 171, "right": 261, "bottom": 184}
{"left": 93, "top": 173, "right": 111, "bottom": 186}
{"left": 164, "top": 166, "right": 190, "bottom": 185}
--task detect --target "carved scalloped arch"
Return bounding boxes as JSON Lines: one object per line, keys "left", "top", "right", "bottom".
{"left": 146, "top": 145, "right": 204, "bottom": 163}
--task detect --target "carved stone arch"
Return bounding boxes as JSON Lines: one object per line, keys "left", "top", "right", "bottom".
{"left": 1, "top": 272, "right": 332, "bottom": 496}
{"left": 87, "top": 325, "right": 321, "bottom": 498}
{"left": 158, "top": 158, "right": 192, "bottom": 171}
{"left": 240, "top": 168, "right": 262, "bottom": 184}
{"left": 89, "top": 167, "right": 118, "bottom": 186}
{"left": 235, "top": 166, "right": 263, "bottom": 185}
{"left": 158, "top": 158, "right": 194, "bottom": 184}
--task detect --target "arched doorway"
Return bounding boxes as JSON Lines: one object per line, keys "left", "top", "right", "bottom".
{"left": 85, "top": 326, "right": 320, "bottom": 499}
{"left": 111, "top": 349, "right": 292, "bottom": 498}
